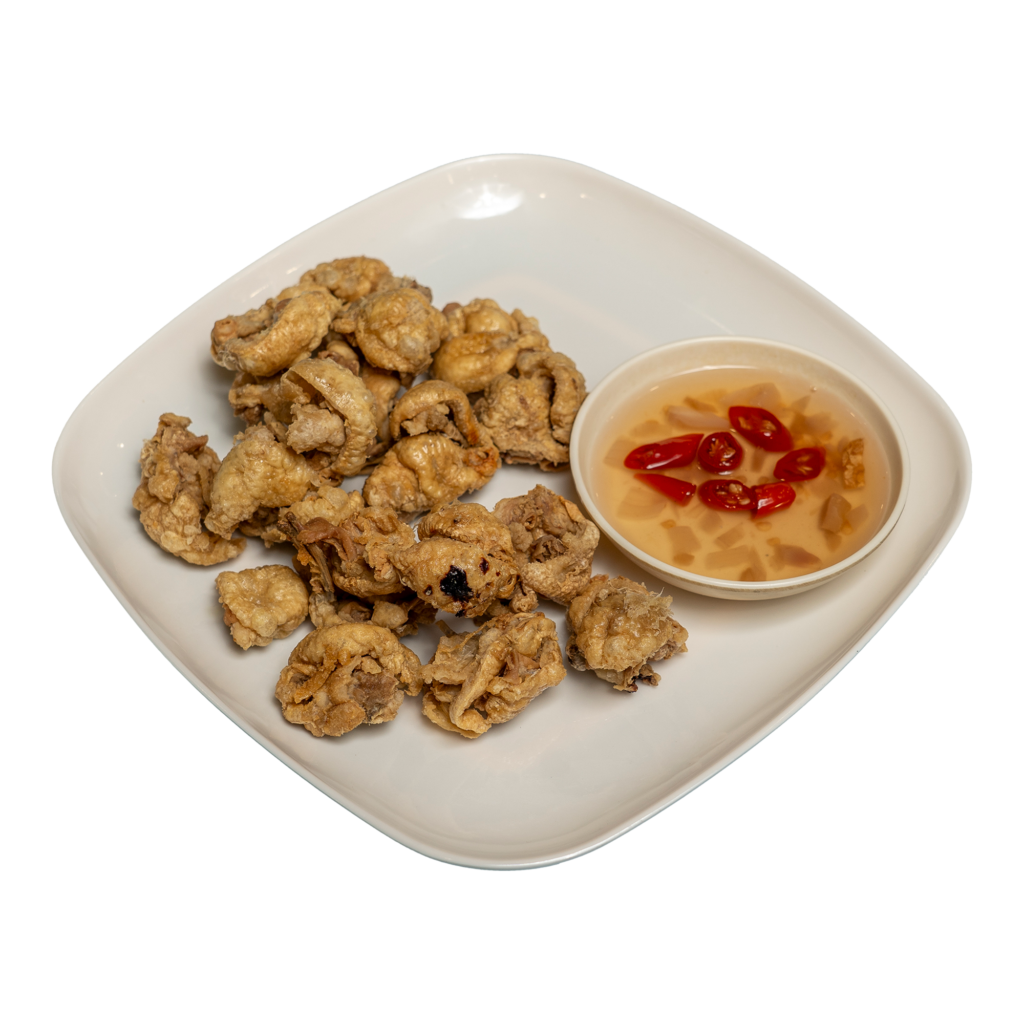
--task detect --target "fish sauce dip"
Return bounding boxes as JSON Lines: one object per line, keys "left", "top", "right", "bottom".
{"left": 591, "top": 366, "right": 891, "bottom": 582}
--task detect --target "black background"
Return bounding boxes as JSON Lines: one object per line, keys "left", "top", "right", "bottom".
{"left": 51, "top": 146, "right": 970, "bottom": 872}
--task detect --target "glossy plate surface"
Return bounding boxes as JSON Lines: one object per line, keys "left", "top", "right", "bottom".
{"left": 52, "top": 155, "right": 970, "bottom": 868}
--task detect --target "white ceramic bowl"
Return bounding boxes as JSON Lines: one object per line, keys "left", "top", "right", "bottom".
{"left": 570, "top": 336, "right": 910, "bottom": 600}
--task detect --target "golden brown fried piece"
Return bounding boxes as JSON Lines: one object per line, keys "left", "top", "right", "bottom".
{"left": 318, "top": 335, "right": 362, "bottom": 374}
{"left": 362, "top": 435, "right": 501, "bottom": 516}
{"left": 241, "top": 483, "right": 364, "bottom": 548}
{"left": 492, "top": 485, "right": 600, "bottom": 607}
{"left": 389, "top": 379, "right": 483, "bottom": 446}
{"left": 277, "top": 359, "right": 377, "bottom": 477}
{"left": 360, "top": 364, "right": 402, "bottom": 464}
{"left": 228, "top": 370, "right": 291, "bottom": 427}
{"left": 332, "top": 287, "right": 448, "bottom": 379}
{"left": 421, "top": 612, "right": 566, "bottom": 738}
{"left": 215, "top": 565, "right": 308, "bottom": 650}
{"left": 367, "top": 592, "right": 437, "bottom": 637}
{"left": 205, "top": 424, "right": 315, "bottom": 539}
{"left": 298, "top": 257, "right": 395, "bottom": 302}
{"left": 362, "top": 380, "right": 499, "bottom": 515}
{"left": 474, "top": 349, "right": 586, "bottom": 469}
{"left": 276, "top": 623, "right": 424, "bottom": 738}
{"left": 132, "top": 413, "right": 246, "bottom": 565}
{"left": 566, "top": 575, "right": 688, "bottom": 692}
{"left": 385, "top": 502, "right": 519, "bottom": 618}
{"left": 285, "top": 506, "right": 416, "bottom": 629}
{"left": 210, "top": 291, "right": 340, "bottom": 377}
{"left": 432, "top": 300, "right": 550, "bottom": 393}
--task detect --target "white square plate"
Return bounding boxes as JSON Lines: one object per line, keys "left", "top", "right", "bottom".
{"left": 53, "top": 155, "right": 970, "bottom": 868}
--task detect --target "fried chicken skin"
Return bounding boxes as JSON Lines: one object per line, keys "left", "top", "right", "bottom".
{"left": 331, "top": 287, "right": 448, "bottom": 379}
{"left": 284, "top": 501, "right": 415, "bottom": 606}
{"left": 210, "top": 290, "right": 341, "bottom": 377}
{"left": 362, "top": 380, "right": 500, "bottom": 515}
{"left": 565, "top": 575, "right": 687, "bottom": 692}
{"left": 277, "top": 358, "right": 378, "bottom": 477}
{"left": 204, "top": 424, "right": 315, "bottom": 540}
{"left": 474, "top": 349, "right": 586, "bottom": 469}
{"left": 298, "top": 257, "right": 396, "bottom": 302}
{"left": 385, "top": 502, "right": 519, "bottom": 618}
{"left": 432, "top": 300, "right": 550, "bottom": 394}
{"left": 492, "top": 485, "right": 600, "bottom": 607}
{"left": 132, "top": 413, "right": 247, "bottom": 565}
{"left": 421, "top": 612, "right": 566, "bottom": 738}
{"left": 215, "top": 565, "right": 308, "bottom": 650}
{"left": 275, "top": 623, "right": 424, "bottom": 738}
{"left": 388, "top": 379, "right": 484, "bottom": 446}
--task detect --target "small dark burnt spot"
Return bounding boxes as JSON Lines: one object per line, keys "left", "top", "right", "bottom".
{"left": 439, "top": 564, "right": 473, "bottom": 602}
{"left": 480, "top": 557, "right": 490, "bottom": 573}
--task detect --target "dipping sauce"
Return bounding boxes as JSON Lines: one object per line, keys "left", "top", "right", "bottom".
{"left": 593, "top": 367, "right": 890, "bottom": 582}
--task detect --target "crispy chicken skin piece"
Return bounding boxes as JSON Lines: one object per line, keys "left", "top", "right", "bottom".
{"left": 360, "top": 364, "right": 403, "bottom": 464}
{"left": 362, "top": 434, "right": 501, "bottom": 516}
{"left": 241, "top": 483, "right": 364, "bottom": 547}
{"left": 474, "top": 349, "right": 586, "bottom": 470}
{"left": 492, "top": 485, "right": 600, "bottom": 607}
{"left": 205, "top": 424, "right": 315, "bottom": 539}
{"left": 210, "top": 290, "right": 341, "bottom": 377}
{"left": 298, "top": 257, "right": 395, "bottom": 302}
{"left": 331, "top": 287, "right": 448, "bottom": 379}
{"left": 566, "top": 575, "right": 688, "bottom": 692}
{"left": 388, "top": 379, "right": 483, "bottom": 446}
{"left": 421, "top": 612, "right": 566, "bottom": 738}
{"left": 228, "top": 370, "right": 291, "bottom": 427}
{"left": 132, "top": 414, "right": 247, "bottom": 565}
{"left": 276, "top": 623, "right": 424, "bottom": 738}
{"left": 284, "top": 506, "right": 417, "bottom": 628}
{"left": 215, "top": 565, "right": 308, "bottom": 650}
{"left": 362, "top": 380, "right": 499, "bottom": 515}
{"left": 432, "top": 300, "right": 550, "bottom": 394}
{"left": 277, "top": 358, "right": 377, "bottom": 477}
{"left": 385, "top": 502, "right": 519, "bottom": 618}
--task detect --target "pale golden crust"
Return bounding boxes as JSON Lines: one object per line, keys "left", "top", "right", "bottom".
{"left": 335, "top": 287, "right": 448, "bottom": 378}
{"left": 474, "top": 350, "right": 586, "bottom": 470}
{"left": 385, "top": 503, "right": 519, "bottom": 619}
{"left": 205, "top": 424, "right": 315, "bottom": 539}
{"left": 241, "top": 483, "right": 364, "bottom": 548}
{"left": 228, "top": 370, "right": 291, "bottom": 427}
{"left": 132, "top": 413, "right": 247, "bottom": 566}
{"left": 215, "top": 565, "right": 308, "bottom": 650}
{"left": 276, "top": 623, "right": 424, "bottom": 738}
{"left": 492, "top": 485, "right": 600, "bottom": 606}
{"left": 362, "top": 433, "right": 500, "bottom": 516}
{"left": 284, "top": 506, "right": 416, "bottom": 623}
{"left": 360, "top": 364, "right": 402, "bottom": 464}
{"left": 433, "top": 299, "right": 550, "bottom": 393}
{"left": 421, "top": 612, "right": 565, "bottom": 738}
{"left": 280, "top": 359, "right": 378, "bottom": 477}
{"left": 388, "top": 379, "right": 483, "bottom": 446}
{"left": 565, "top": 575, "right": 687, "bottom": 692}
{"left": 210, "top": 291, "right": 341, "bottom": 377}
{"left": 299, "top": 257, "right": 395, "bottom": 302}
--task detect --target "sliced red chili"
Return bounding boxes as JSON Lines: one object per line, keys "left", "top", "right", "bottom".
{"left": 774, "top": 447, "right": 825, "bottom": 481}
{"left": 698, "top": 479, "right": 755, "bottom": 511}
{"left": 635, "top": 473, "right": 697, "bottom": 505}
{"left": 697, "top": 431, "right": 744, "bottom": 474}
{"left": 728, "top": 406, "right": 793, "bottom": 452}
{"left": 624, "top": 433, "right": 703, "bottom": 471}
{"left": 752, "top": 482, "right": 796, "bottom": 518}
